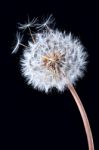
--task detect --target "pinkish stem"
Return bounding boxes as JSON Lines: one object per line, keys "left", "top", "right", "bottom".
{"left": 67, "top": 82, "right": 94, "bottom": 150}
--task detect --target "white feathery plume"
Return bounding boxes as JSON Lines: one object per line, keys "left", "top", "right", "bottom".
{"left": 12, "top": 32, "right": 23, "bottom": 54}
{"left": 12, "top": 15, "right": 94, "bottom": 150}
{"left": 36, "top": 14, "right": 55, "bottom": 30}
{"left": 18, "top": 17, "right": 37, "bottom": 30}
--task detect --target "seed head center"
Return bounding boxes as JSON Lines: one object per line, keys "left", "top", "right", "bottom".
{"left": 42, "top": 52, "right": 63, "bottom": 72}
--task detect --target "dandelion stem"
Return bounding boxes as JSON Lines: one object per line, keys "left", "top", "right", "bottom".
{"left": 28, "top": 27, "right": 35, "bottom": 43}
{"left": 67, "top": 81, "right": 94, "bottom": 150}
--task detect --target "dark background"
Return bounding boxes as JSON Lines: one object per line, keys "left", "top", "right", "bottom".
{"left": 0, "top": 0, "right": 98, "bottom": 149}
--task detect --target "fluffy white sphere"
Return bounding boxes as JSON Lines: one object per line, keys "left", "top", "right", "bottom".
{"left": 20, "top": 28, "right": 87, "bottom": 93}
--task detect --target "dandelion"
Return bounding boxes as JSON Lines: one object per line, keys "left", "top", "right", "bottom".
{"left": 12, "top": 15, "right": 94, "bottom": 150}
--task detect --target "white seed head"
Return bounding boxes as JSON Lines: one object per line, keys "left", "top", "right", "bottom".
{"left": 12, "top": 15, "right": 88, "bottom": 93}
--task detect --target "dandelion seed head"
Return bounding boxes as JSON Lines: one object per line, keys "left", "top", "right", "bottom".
{"left": 12, "top": 15, "right": 87, "bottom": 93}
{"left": 20, "top": 28, "right": 87, "bottom": 92}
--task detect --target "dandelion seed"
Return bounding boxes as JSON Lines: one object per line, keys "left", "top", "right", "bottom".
{"left": 12, "top": 32, "right": 23, "bottom": 54}
{"left": 18, "top": 17, "right": 37, "bottom": 30}
{"left": 12, "top": 32, "right": 28, "bottom": 54}
{"left": 36, "top": 14, "right": 55, "bottom": 30}
{"left": 18, "top": 17, "right": 37, "bottom": 43}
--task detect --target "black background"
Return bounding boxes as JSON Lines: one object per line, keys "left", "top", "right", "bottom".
{"left": 0, "top": 0, "right": 98, "bottom": 149}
